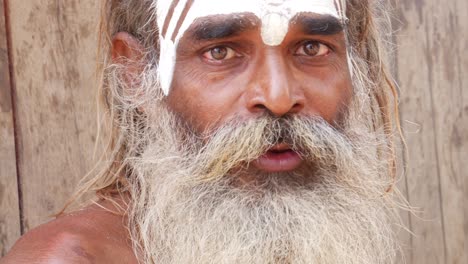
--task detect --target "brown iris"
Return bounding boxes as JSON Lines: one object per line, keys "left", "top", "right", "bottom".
{"left": 210, "top": 47, "right": 228, "bottom": 60}
{"left": 303, "top": 41, "right": 321, "bottom": 56}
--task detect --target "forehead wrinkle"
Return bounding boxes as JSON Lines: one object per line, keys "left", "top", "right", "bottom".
{"left": 187, "top": 14, "right": 260, "bottom": 41}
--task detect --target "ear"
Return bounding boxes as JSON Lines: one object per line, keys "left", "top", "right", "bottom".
{"left": 111, "top": 32, "right": 146, "bottom": 84}
{"left": 111, "top": 32, "right": 147, "bottom": 111}
{"left": 112, "top": 32, "right": 144, "bottom": 64}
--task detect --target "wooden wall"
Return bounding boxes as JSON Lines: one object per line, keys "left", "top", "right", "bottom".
{"left": 395, "top": 0, "right": 468, "bottom": 263}
{"left": 0, "top": 1, "right": 466, "bottom": 263}
{"left": 0, "top": 0, "right": 101, "bottom": 255}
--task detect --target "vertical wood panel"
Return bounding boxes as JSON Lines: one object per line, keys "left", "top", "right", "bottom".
{"left": 390, "top": 3, "right": 413, "bottom": 261}
{"left": 430, "top": 0, "right": 468, "bottom": 263}
{"left": 395, "top": 154, "right": 412, "bottom": 262}
{"left": 0, "top": 0, "right": 20, "bottom": 256}
{"left": 396, "top": 0, "right": 467, "bottom": 263}
{"left": 7, "top": 0, "right": 100, "bottom": 231}
{"left": 396, "top": 3, "right": 445, "bottom": 263}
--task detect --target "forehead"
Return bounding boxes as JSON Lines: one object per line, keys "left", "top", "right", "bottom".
{"left": 158, "top": 0, "right": 341, "bottom": 21}
{"left": 158, "top": 0, "right": 344, "bottom": 43}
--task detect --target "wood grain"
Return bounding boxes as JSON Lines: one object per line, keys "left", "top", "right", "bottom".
{"left": 389, "top": 2, "right": 412, "bottom": 261}
{"left": 396, "top": 4, "right": 444, "bottom": 263}
{"left": 395, "top": 0, "right": 467, "bottom": 263}
{"left": 6, "top": 0, "right": 100, "bottom": 231}
{"left": 0, "top": 0, "right": 20, "bottom": 256}
{"left": 426, "top": 0, "right": 468, "bottom": 263}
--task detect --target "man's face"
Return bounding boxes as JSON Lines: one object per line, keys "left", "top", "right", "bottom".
{"left": 120, "top": 2, "right": 397, "bottom": 262}
{"left": 165, "top": 12, "right": 352, "bottom": 174}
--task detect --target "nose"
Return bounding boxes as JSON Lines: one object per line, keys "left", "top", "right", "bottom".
{"left": 247, "top": 50, "right": 304, "bottom": 117}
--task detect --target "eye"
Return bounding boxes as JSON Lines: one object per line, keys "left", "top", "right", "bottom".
{"left": 295, "top": 41, "right": 330, "bottom": 57}
{"left": 202, "top": 46, "right": 238, "bottom": 61}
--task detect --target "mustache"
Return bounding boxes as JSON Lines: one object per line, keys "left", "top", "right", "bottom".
{"left": 188, "top": 115, "right": 354, "bottom": 183}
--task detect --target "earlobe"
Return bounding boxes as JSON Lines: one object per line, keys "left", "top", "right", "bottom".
{"left": 111, "top": 32, "right": 145, "bottom": 63}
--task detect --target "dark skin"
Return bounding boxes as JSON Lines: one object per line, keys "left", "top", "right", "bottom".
{"left": 168, "top": 13, "right": 351, "bottom": 133}
{"left": 0, "top": 201, "right": 138, "bottom": 263}
{"left": 1, "top": 13, "right": 352, "bottom": 263}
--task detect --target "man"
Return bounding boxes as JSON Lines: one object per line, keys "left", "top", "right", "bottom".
{"left": 2, "top": 0, "right": 403, "bottom": 263}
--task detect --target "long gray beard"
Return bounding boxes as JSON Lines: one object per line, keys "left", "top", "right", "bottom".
{"left": 126, "top": 104, "right": 398, "bottom": 264}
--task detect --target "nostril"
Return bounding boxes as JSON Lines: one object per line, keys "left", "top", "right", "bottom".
{"left": 253, "top": 104, "right": 267, "bottom": 111}
{"left": 290, "top": 102, "right": 304, "bottom": 112}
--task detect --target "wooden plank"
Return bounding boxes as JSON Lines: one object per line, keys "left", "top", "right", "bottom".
{"left": 395, "top": 1, "right": 446, "bottom": 263}
{"left": 394, "top": 149, "right": 412, "bottom": 262}
{"left": 7, "top": 1, "right": 100, "bottom": 231}
{"left": 426, "top": 0, "right": 467, "bottom": 263}
{"left": 389, "top": 2, "right": 413, "bottom": 261}
{"left": 396, "top": 0, "right": 467, "bottom": 263}
{"left": 394, "top": 150, "right": 412, "bottom": 262}
{"left": 0, "top": 0, "right": 21, "bottom": 256}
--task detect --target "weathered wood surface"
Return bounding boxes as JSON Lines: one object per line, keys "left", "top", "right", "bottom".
{"left": 395, "top": 0, "right": 468, "bottom": 263}
{"left": 0, "top": 0, "right": 21, "bottom": 256}
{"left": 6, "top": 1, "right": 100, "bottom": 232}
{"left": 0, "top": 0, "right": 467, "bottom": 263}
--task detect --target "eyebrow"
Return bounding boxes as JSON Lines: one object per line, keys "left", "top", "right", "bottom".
{"left": 185, "top": 13, "right": 343, "bottom": 42}
{"left": 188, "top": 15, "right": 259, "bottom": 41}
{"left": 295, "top": 15, "right": 344, "bottom": 36}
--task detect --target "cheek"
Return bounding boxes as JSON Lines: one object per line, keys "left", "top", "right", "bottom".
{"left": 301, "top": 65, "right": 352, "bottom": 123}
{"left": 166, "top": 62, "right": 246, "bottom": 133}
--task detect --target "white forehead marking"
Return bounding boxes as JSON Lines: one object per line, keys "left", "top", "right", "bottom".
{"left": 157, "top": 0, "right": 346, "bottom": 95}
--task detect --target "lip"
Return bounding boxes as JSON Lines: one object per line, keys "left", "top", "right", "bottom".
{"left": 252, "top": 143, "right": 303, "bottom": 173}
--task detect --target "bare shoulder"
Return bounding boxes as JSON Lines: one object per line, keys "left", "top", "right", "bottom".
{"left": 1, "top": 202, "right": 138, "bottom": 264}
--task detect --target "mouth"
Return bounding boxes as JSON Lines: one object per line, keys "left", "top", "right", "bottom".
{"left": 251, "top": 143, "right": 303, "bottom": 173}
